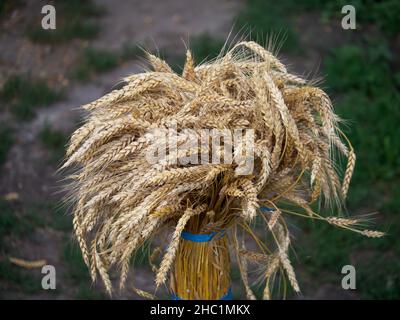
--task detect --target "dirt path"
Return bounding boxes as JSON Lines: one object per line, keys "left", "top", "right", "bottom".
{"left": 94, "top": 0, "right": 241, "bottom": 50}
{"left": 1, "top": 0, "right": 243, "bottom": 199}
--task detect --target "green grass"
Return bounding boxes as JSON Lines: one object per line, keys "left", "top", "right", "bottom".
{"left": 73, "top": 45, "right": 145, "bottom": 81}
{"left": 75, "top": 284, "right": 106, "bottom": 300}
{"left": 0, "top": 201, "right": 71, "bottom": 249}
{"left": 325, "top": 41, "right": 393, "bottom": 95}
{"left": 236, "top": 0, "right": 400, "bottom": 55}
{"left": 372, "top": 0, "right": 400, "bottom": 37}
{"left": 62, "top": 239, "right": 151, "bottom": 294}
{"left": 63, "top": 241, "right": 90, "bottom": 283}
{"left": 324, "top": 40, "right": 400, "bottom": 206}
{"left": 190, "top": 34, "right": 225, "bottom": 64}
{"left": 62, "top": 240, "right": 109, "bottom": 299}
{"left": 0, "top": 201, "right": 45, "bottom": 248}
{"left": 293, "top": 33, "right": 400, "bottom": 298}
{"left": 0, "top": 0, "right": 23, "bottom": 16}
{"left": 233, "top": 0, "right": 397, "bottom": 51}
{"left": 23, "top": 202, "right": 72, "bottom": 232}
{"left": 159, "top": 34, "right": 225, "bottom": 74}
{"left": 132, "top": 241, "right": 151, "bottom": 268}
{"left": 0, "top": 125, "right": 13, "bottom": 167}
{"left": 0, "top": 201, "right": 61, "bottom": 296}
{"left": 120, "top": 43, "right": 145, "bottom": 61}
{"left": 295, "top": 218, "right": 399, "bottom": 299}
{"left": 1, "top": 75, "right": 62, "bottom": 120}
{"left": 73, "top": 48, "right": 119, "bottom": 80}
{"left": 51, "top": 206, "right": 72, "bottom": 232}
{"left": 0, "top": 201, "right": 18, "bottom": 249}
{"left": 38, "top": 123, "right": 68, "bottom": 163}
{"left": 287, "top": 0, "right": 400, "bottom": 37}
{"left": 27, "top": 0, "right": 105, "bottom": 44}
{"left": 236, "top": 0, "right": 301, "bottom": 53}
{"left": 0, "top": 259, "right": 42, "bottom": 295}
{"left": 0, "top": 201, "right": 48, "bottom": 262}
{"left": 356, "top": 251, "right": 400, "bottom": 299}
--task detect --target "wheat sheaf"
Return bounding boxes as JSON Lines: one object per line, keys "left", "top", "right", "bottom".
{"left": 62, "top": 41, "right": 383, "bottom": 299}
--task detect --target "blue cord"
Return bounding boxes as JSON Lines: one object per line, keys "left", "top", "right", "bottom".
{"left": 181, "top": 230, "right": 225, "bottom": 242}
{"left": 260, "top": 206, "right": 274, "bottom": 213}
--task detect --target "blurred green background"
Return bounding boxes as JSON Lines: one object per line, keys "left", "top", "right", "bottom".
{"left": 0, "top": 0, "right": 399, "bottom": 299}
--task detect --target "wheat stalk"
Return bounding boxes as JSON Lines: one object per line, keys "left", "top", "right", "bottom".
{"left": 61, "top": 39, "right": 382, "bottom": 299}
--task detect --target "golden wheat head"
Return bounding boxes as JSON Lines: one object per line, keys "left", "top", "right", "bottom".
{"left": 62, "top": 40, "right": 382, "bottom": 298}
